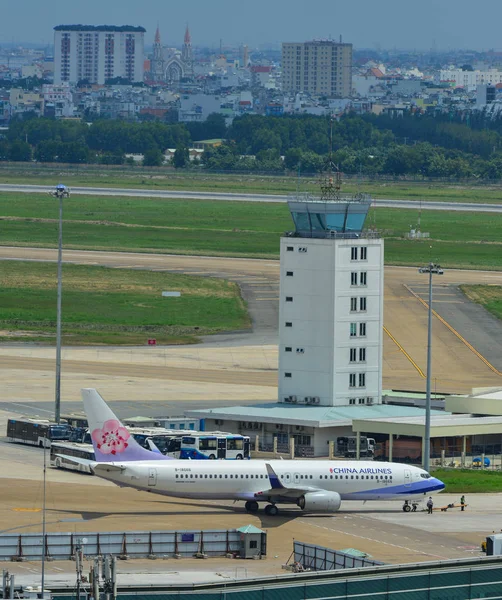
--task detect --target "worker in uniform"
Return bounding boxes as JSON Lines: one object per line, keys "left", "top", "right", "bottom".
{"left": 460, "top": 495, "right": 466, "bottom": 511}
{"left": 427, "top": 496, "right": 434, "bottom": 514}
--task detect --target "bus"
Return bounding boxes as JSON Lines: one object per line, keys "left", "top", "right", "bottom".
{"left": 50, "top": 442, "right": 95, "bottom": 474}
{"left": 180, "top": 434, "right": 251, "bottom": 460}
{"left": 7, "top": 418, "right": 72, "bottom": 448}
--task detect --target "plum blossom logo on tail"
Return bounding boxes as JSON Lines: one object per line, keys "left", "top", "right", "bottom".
{"left": 91, "top": 419, "right": 130, "bottom": 455}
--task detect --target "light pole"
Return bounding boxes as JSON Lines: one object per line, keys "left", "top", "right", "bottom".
{"left": 50, "top": 184, "right": 70, "bottom": 423}
{"left": 418, "top": 262, "right": 444, "bottom": 472}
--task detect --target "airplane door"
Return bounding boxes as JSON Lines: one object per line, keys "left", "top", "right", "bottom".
{"left": 217, "top": 438, "right": 226, "bottom": 459}
{"left": 404, "top": 469, "right": 411, "bottom": 487}
{"left": 148, "top": 468, "right": 157, "bottom": 487}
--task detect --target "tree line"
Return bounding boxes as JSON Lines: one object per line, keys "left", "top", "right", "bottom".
{"left": 3, "top": 110, "right": 502, "bottom": 178}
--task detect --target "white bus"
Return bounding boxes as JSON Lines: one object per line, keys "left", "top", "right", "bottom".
{"left": 7, "top": 418, "right": 72, "bottom": 448}
{"left": 50, "top": 442, "right": 95, "bottom": 474}
{"left": 180, "top": 434, "right": 251, "bottom": 460}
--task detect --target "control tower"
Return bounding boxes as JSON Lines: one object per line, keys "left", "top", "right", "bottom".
{"left": 278, "top": 169, "right": 384, "bottom": 408}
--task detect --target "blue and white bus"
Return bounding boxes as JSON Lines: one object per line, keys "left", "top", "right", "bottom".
{"left": 180, "top": 434, "right": 251, "bottom": 460}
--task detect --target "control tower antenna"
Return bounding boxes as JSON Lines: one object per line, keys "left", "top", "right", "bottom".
{"left": 320, "top": 116, "right": 342, "bottom": 202}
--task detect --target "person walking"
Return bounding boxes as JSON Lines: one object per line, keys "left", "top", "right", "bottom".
{"left": 460, "top": 495, "right": 466, "bottom": 511}
{"left": 427, "top": 496, "right": 434, "bottom": 514}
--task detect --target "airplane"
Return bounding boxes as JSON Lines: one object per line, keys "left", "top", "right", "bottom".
{"left": 60, "top": 389, "right": 445, "bottom": 516}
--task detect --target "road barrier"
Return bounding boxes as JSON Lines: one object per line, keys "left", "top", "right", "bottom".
{"left": 0, "top": 530, "right": 242, "bottom": 562}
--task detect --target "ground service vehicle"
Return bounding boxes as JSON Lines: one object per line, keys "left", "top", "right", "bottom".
{"left": 374, "top": 439, "right": 422, "bottom": 463}
{"left": 7, "top": 418, "right": 72, "bottom": 447}
{"left": 180, "top": 434, "right": 251, "bottom": 459}
{"left": 50, "top": 442, "right": 95, "bottom": 474}
{"left": 336, "top": 436, "right": 375, "bottom": 458}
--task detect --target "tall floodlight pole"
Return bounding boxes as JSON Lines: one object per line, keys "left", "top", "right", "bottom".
{"left": 418, "top": 263, "right": 444, "bottom": 472}
{"left": 51, "top": 184, "right": 70, "bottom": 424}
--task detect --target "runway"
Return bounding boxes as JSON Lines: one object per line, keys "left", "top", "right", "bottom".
{"left": 1, "top": 183, "right": 502, "bottom": 212}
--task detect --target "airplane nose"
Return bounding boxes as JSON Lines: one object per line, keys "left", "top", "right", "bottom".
{"left": 433, "top": 477, "right": 445, "bottom": 491}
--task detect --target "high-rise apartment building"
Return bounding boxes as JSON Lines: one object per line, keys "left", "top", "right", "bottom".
{"left": 54, "top": 25, "right": 145, "bottom": 85}
{"left": 282, "top": 40, "right": 352, "bottom": 97}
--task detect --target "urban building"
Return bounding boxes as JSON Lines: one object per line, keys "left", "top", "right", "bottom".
{"left": 282, "top": 39, "right": 352, "bottom": 97}
{"left": 54, "top": 25, "right": 145, "bottom": 85}
{"left": 148, "top": 25, "right": 193, "bottom": 84}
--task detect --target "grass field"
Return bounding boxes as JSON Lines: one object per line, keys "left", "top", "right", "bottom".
{"left": 0, "top": 192, "right": 501, "bottom": 268}
{"left": 460, "top": 286, "right": 502, "bottom": 320}
{"left": 2, "top": 164, "right": 502, "bottom": 203}
{"left": 431, "top": 468, "right": 502, "bottom": 494}
{"left": 0, "top": 261, "right": 250, "bottom": 345}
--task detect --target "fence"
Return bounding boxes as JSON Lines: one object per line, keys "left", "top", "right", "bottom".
{"left": 0, "top": 530, "right": 241, "bottom": 562}
{"left": 293, "top": 541, "right": 383, "bottom": 571}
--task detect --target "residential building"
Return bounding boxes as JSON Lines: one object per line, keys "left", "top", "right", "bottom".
{"left": 54, "top": 25, "right": 145, "bottom": 85}
{"left": 282, "top": 39, "right": 352, "bottom": 97}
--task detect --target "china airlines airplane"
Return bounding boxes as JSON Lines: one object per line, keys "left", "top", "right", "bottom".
{"left": 63, "top": 389, "right": 445, "bottom": 516}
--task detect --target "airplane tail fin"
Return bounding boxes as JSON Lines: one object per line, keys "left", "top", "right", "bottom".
{"left": 81, "top": 388, "right": 174, "bottom": 462}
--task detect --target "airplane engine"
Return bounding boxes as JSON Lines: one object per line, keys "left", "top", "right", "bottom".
{"left": 297, "top": 491, "right": 342, "bottom": 512}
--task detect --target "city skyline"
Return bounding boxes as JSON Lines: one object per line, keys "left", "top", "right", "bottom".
{"left": 2, "top": 0, "right": 502, "bottom": 51}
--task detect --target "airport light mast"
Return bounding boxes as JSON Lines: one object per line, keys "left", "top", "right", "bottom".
{"left": 49, "top": 184, "right": 70, "bottom": 423}
{"left": 418, "top": 262, "right": 444, "bottom": 472}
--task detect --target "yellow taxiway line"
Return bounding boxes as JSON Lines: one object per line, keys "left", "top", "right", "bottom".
{"left": 383, "top": 326, "right": 426, "bottom": 378}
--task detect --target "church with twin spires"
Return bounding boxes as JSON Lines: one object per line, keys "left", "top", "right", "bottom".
{"left": 149, "top": 25, "right": 194, "bottom": 84}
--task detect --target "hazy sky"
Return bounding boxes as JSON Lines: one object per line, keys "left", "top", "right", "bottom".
{"left": 2, "top": 0, "right": 502, "bottom": 50}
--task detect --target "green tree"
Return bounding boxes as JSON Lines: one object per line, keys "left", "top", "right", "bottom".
{"left": 284, "top": 148, "right": 303, "bottom": 170}
{"left": 9, "top": 140, "right": 31, "bottom": 162}
{"left": 172, "top": 145, "right": 189, "bottom": 169}
{"left": 143, "top": 147, "right": 164, "bottom": 167}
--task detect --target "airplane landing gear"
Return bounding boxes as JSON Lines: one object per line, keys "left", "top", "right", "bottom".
{"left": 245, "top": 501, "right": 259, "bottom": 513}
{"left": 403, "top": 501, "right": 411, "bottom": 512}
{"left": 264, "top": 504, "right": 278, "bottom": 516}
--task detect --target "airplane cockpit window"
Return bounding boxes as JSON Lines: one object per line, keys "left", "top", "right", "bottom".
{"left": 420, "top": 473, "right": 432, "bottom": 479}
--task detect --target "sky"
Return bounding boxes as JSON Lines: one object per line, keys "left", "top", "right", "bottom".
{"left": 2, "top": 0, "right": 502, "bottom": 51}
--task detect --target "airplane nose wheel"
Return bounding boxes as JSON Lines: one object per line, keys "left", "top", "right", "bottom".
{"left": 403, "top": 501, "right": 411, "bottom": 512}
{"left": 245, "top": 501, "right": 259, "bottom": 513}
{"left": 264, "top": 504, "right": 278, "bottom": 516}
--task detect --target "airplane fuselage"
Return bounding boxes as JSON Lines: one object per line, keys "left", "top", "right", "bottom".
{"left": 95, "top": 459, "right": 444, "bottom": 503}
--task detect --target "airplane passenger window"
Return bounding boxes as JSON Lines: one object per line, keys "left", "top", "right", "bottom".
{"left": 330, "top": 475, "right": 333, "bottom": 479}
{"left": 175, "top": 474, "right": 179, "bottom": 478}
{"left": 260, "top": 475, "right": 263, "bottom": 478}
{"left": 190, "top": 474, "right": 193, "bottom": 478}
{"left": 384, "top": 476, "right": 387, "bottom": 480}
{"left": 334, "top": 475, "right": 338, "bottom": 479}
{"left": 310, "top": 475, "right": 313, "bottom": 479}
{"left": 204, "top": 474, "right": 208, "bottom": 478}
{"left": 351, "top": 476, "right": 354, "bottom": 479}
{"left": 355, "top": 476, "right": 358, "bottom": 479}
{"left": 370, "top": 476, "right": 374, "bottom": 479}
{"left": 219, "top": 475, "right": 223, "bottom": 478}
{"left": 346, "top": 475, "right": 349, "bottom": 479}
{"left": 209, "top": 475, "right": 212, "bottom": 478}
{"left": 245, "top": 475, "right": 249, "bottom": 478}
{"left": 225, "top": 475, "right": 228, "bottom": 478}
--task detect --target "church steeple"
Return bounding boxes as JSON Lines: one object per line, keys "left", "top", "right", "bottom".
{"left": 151, "top": 24, "right": 165, "bottom": 82}
{"left": 184, "top": 24, "right": 191, "bottom": 45}
{"left": 182, "top": 24, "right": 193, "bottom": 76}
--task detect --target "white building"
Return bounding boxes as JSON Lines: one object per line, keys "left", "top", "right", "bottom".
{"left": 439, "top": 68, "right": 502, "bottom": 91}
{"left": 279, "top": 195, "right": 383, "bottom": 408}
{"left": 42, "top": 83, "right": 74, "bottom": 117}
{"left": 54, "top": 25, "right": 145, "bottom": 85}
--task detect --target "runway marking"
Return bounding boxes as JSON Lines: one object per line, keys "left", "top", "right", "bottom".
{"left": 10, "top": 402, "right": 53, "bottom": 414}
{"left": 12, "top": 508, "right": 41, "bottom": 512}
{"left": 299, "top": 521, "right": 447, "bottom": 560}
{"left": 404, "top": 284, "right": 502, "bottom": 377}
{"left": 255, "top": 298, "right": 279, "bottom": 301}
{"left": 383, "top": 326, "right": 426, "bottom": 378}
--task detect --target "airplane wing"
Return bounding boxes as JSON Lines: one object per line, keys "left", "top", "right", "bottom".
{"left": 254, "top": 463, "right": 321, "bottom": 499}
